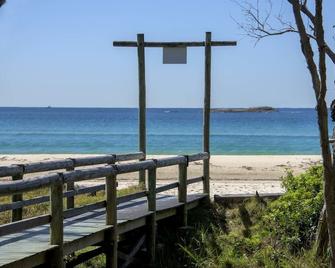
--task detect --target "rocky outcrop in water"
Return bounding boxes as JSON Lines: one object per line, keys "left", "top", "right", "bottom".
{"left": 211, "top": 106, "right": 276, "bottom": 113}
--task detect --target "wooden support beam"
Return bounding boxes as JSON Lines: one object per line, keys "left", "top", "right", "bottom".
{"left": 113, "top": 41, "right": 237, "bottom": 47}
{"left": 147, "top": 166, "right": 157, "bottom": 264}
{"left": 50, "top": 179, "right": 64, "bottom": 268}
{"left": 137, "top": 33, "right": 146, "bottom": 187}
{"left": 178, "top": 162, "right": 188, "bottom": 226}
{"left": 203, "top": 32, "right": 211, "bottom": 197}
{"left": 120, "top": 235, "right": 146, "bottom": 268}
{"left": 105, "top": 173, "right": 118, "bottom": 268}
{"left": 11, "top": 173, "right": 23, "bottom": 222}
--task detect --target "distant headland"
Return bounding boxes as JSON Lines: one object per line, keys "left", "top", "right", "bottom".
{"left": 211, "top": 106, "right": 276, "bottom": 113}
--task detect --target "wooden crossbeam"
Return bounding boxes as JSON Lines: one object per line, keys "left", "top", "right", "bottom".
{"left": 113, "top": 41, "right": 237, "bottom": 48}
{"left": 120, "top": 235, "right": 146, "bottom": 268}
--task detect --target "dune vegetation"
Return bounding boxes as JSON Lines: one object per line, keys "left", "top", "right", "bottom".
{"left": 155, "top": 166, "right": 327, "bottom": 268}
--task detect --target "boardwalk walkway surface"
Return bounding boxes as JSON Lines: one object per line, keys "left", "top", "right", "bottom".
{"left": 0, "top": 152, "right": 209, "bottom": 267}
{"left": 0, "top": 193, "right": 206, "bottom": 267}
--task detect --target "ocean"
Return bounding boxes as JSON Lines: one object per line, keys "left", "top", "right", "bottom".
{"left": 0, "top": 107, "right": 330, "bottom": 155}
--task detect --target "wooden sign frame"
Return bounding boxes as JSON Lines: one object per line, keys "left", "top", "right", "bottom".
{"left": 113, "top": 32, "right": 237, "bottom": 192}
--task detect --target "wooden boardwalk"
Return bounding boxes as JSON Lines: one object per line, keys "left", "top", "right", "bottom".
{"left": 0, "top": 152, "right": 209, "bottom": 267}
{"left": 0, "top": 193, "right": 206, "bottom": 267}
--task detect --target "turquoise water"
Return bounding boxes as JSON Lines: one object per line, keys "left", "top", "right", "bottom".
{"left": 0, "top": 107, "right": 329, "bottom": 154}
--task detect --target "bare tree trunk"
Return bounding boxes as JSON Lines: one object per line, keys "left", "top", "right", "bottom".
{"left": 316, "top": 98, "right": 335, "bottom": 267}
{"left": 290, "top": 0, "right": 335, "bottom": 265}
{"left": 315, "top": 126, "right": 335, "bottom": 257}
{"left": 316, "top": 204, "right": 329, "bottom": 257}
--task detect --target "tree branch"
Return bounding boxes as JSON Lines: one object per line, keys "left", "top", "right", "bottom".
{"left": 233, "top": 0, "right": 335, "bottom": 64}
{"left": 291, "top": 0, "right": 320, "bottom": 99}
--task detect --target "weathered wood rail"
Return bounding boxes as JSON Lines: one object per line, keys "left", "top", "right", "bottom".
{"left": 0, "top": 152, "right": 209, "bottom": 267}
{"left": 0, "top": 152, "right": 145, "bottom": 222}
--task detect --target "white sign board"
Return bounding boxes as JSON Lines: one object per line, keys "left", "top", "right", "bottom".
{"left": 163, "top": 47, "right": 187, "bottom": 64}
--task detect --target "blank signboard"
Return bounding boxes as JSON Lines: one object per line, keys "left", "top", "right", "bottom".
{"left": 163, "top": 47, "right": 187, "bottom": 64}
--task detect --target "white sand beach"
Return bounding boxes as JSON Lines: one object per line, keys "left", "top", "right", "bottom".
{"left": 0, "top": 154, "right": 322, "bottom": 196}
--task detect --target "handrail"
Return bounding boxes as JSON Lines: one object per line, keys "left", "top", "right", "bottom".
{"left": 0, "top": 152, "right": 145, "bottom": 177}
{"left": 0, "top": 153, "right": 208, "bottom": 196}
{"left": 0, "top": 152, "right": 145, "bottom": 222}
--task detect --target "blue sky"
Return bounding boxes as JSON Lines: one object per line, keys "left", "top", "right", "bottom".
{"left": 0, "top": 0, "right": 334, "bottom": 108}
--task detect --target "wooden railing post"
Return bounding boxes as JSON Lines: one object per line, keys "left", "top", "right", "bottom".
{"left": 178, "top": 158, "right": 188, "bottom": 226}
{"left": 11, "top": 170, "right": 23, "bottom": 222}
{"left": 203, "top": 31, "right": 212, "bottom": 197}
{"left": 50, "top": 177, "right": 64, "bottom": 268}
{"left": 66, "top": 160, "right": 75, "bottom": 210}
{"left": 105, "top": 168, "right": 117, "bottom": 268}
{"left": 147, "top": 163, "right": 157, "bottom": 264}
{"left": 137, "top": 33, "right": 147, "bottom": 187}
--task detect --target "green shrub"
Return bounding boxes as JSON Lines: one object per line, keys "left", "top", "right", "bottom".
{"left": 175, "top": 166, "right": 326, "bottom": 268}
{"left": 262, "top": 166, "right": 324, "bottom": 252}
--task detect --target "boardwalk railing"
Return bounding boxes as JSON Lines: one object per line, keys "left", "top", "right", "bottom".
{"left": 0, "top": 152, "right": 145, "bottom": 222}
{"left": 0, "top": 152, "right": 209, "bottom": 267}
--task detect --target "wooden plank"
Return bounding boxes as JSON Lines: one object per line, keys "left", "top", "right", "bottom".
{"left": 116, "top": 160, "right": 154, "bottom": 174}
{"left": 115, "top": 152, "right": 145, "bottom": 161}
{"left": 0, "top": 185, "right": 105, "bottom": 213}
{"left": 0, "top": 245, "right": 58, "bottom": 268}
{"left": 23, "top": 159, "right": 73, "bottom": 173}
{"left": 63, "top": 225, "right": 112, "bottom": 256}
{"left": 0, "top": 195, "right": 48, "bottom": 212}
{"left": 203, "top": 32, "right": 211, "bottom": 196}
{"left": 156, "top": 182, "right": 179, "bottom": 193}
{"left": 187, "top": 176, "right": 203, "bottom": 185}
{"left": 117, "top": 217, "right": 146, "bottom": 235}
{"left": 0, "top": 174, "right": 60, "bottom": 197}
{"left": 50, "top": 179, "right": 64, "bottom": 267}
{"left": 137, "top": 33, "right": 147, "bottom": 186}
{"left": 155, "top": 156, "right": 186, "bottom": 168}
{"left": 0, "top": 153, "right": 144, "bottom": 178}
{"left": 117, "top": 191, "right": 147, "bottom": 204}
{"left": 105, "top": 174, "right": 117, "bottom": 268}
{"left": 113, "top": 41, "right": 237, "bottom": 47}
{"left": 71, "top": 155, "right": 115, "bottom": 167}
{"left": 11, "top": 174, "right": 23, "bottom": 222}
{"left": 0, "top": 165, "right": 23, "bottom": 178}
{"left": 188, "top": 152, "right": 209, "bottom": 162}
{"left": 63, "top": 166, "right": 115, "bottom": 183}
{"left": 63, "top": 201, "right": 106, "bottom": 219}
{"left": 0, "top": 214, "right": 50, "bottom": 236}
{"left": 63, "top": 184, "right": 105, "bottom": 199}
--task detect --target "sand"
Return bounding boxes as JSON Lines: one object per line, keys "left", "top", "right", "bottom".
{"left": 0, "top": 154, "right": 322, "bottom": 196}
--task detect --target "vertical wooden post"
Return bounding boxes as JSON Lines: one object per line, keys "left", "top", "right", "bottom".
{"left": 137, "top": 33, "right": 147, "bottom": 187}
{"left": 178, "top": 161, "right": 188, "bottom": 226}
{"left": 50, "top": 178, "right": 64, "bottom": 268}
{"left": 11, "top": 172, "right": 23, "bottom": 222}
{"left": 147, "top": 166, "right": 157, "bottom": 264}
{"left": 66, "top": 163, "right": 75, "bottom": 210}
{"left": 203, "top": 32, "right": 212, "bottom": 196}
{"left": 106, "top": 172, "right": 117, "bottom": 268}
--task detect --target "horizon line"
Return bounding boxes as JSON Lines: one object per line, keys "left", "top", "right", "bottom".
{"left": 0, "top": 106, "right": 317, "bottom": 109}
